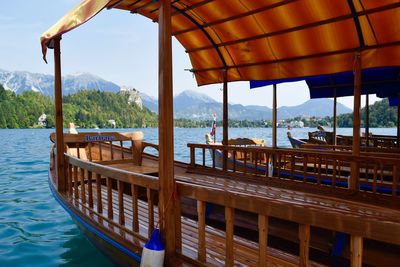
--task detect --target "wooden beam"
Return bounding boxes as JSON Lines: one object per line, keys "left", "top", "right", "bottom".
{"left": 222, "top": 69, "right": 228, "bottom": 171}
{"left": 333, "top": 89, "right": 337, "bottom": 145}
{"left": 350, "top": 235, "right": 363, "bottom": 267}
{"left": 365, "top": 94, "right": 370, "bottom": 147}
{"left": 158, "top": 0, "right": 175, "bottom": 260}
{"left": 272, "top": 84, "right": 277, "bottom": 148}
{"left": 53, "top": 37, "right": 66, "bottom": 192}
{"left": 350, "top": 52, "right": 361, "bottom": 190}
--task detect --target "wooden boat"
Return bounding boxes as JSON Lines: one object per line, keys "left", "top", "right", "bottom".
{"left": 287, "top": 128, "right": 334, "bottom": 149}
{"left": 41, "top": 1, "right": 400, "bottom": 266}
{"left": 50, "top": 131, "right": 400, "bottom": 266}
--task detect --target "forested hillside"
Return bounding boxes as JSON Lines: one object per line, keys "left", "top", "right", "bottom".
{"left": 337, "top": 99, "right": 397, "bottom": 128}
{"left": 0, "top": 84, "right": 157, "bottom": 128}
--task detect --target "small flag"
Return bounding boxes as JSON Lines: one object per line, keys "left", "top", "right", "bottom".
{"left": 210, "top": 113, "right": 217, "bottom": 136}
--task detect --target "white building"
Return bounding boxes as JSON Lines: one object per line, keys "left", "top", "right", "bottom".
{"left": 38, "top": 113, "right": 47, "bottom": 127}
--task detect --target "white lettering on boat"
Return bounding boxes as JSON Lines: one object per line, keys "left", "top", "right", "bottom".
{"left": 84, "top": 135, "right": 116, "bottom": 142}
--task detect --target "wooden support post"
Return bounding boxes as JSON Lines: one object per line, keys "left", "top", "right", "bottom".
{"left": 158, "top": 0, "right": 175, "bottom": 259}
{"left": 365, "top": 94, "right": 369, "bottom": 147}
{"left": 197, "top": 200, "right": 206, "bottom": 262}
{"left": 272, "top": 84, "right": 277, "bottom": 149}
{"left": 299, "top": 224, "right": 310, "bottom": 267}
{"left": 333, "top": 89, "right": 337, "bottom": 145}
{"left": 222, "top": 69, "right": 228, "bottom": 171}
{"left": 225, "top": 207, "right": 234, "bottom": 267}
{"left": 350, "top": 235, "right": 363, "bottom": 267}
{"left": 350, "top": 52, "right": 361, "bottom": 190}
{"left": 258, "top": 215, "right": 268, "bottom": 267}
{"left": 54, "top": 37, "right": 66, "bottom": 192}
{"left": 132, "top": 140, "right": 143, "bottom": 165}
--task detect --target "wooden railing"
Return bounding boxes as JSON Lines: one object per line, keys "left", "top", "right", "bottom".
{"left": 64, "top": 154, "right": 159, "bottom": 242}
{"left": 187, "top": 144, "right": 400, "bottom": 198}
{"left": 301, "top": 143, "right": 400, "bottom": 154}
{"left": 56, "top": 143, "right": 400, "bottom": 267}
{"left": 336, "top": 134, "right": 399, "bottom": 148}
{"left": 175, "top": 180, "right": 400, "bottom": 267}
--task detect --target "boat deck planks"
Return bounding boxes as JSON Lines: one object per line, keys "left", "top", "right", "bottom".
{"left": 62, "top": 155, "right": 400, "bottom": 266}
{"left": 72, "top": 183, "right": 325, "bottom": 267}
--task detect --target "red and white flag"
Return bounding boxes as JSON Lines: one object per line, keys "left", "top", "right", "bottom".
{"left": 210, "top": 113, "right": 217, "bottom": 136}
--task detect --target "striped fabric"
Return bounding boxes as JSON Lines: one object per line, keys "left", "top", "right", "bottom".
{"left": 41, "top": 0, "right": 400, "bottom": 86}
{"left": 40, "top": 0, "right": 112, "bottom": 62}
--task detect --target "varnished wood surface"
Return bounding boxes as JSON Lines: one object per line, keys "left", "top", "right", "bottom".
{"left": 59, "top": 150, "right": 400, "bottom": 266}
{"left": 70, "top": 180, "right": 325, "bottom": 267}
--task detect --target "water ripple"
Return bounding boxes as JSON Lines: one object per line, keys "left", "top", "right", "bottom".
{"left": 0, "top": 129, "right": 113, "bottom": 266}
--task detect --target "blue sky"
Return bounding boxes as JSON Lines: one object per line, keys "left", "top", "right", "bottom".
{"left": 0, "top": 0, "right": 378, "bottom": 109}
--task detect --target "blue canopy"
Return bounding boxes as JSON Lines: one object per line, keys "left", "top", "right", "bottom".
{"left": 389, "top": 97, "right": 399, "bottom": 107}
{"left": 250, "top": 67, "right": 400, "bottom": 99}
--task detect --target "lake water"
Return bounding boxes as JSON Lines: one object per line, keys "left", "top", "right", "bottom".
{"left": 0, "top": 127, "right": 396, "bottom": 266}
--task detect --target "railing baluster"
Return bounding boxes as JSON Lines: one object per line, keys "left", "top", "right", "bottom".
{"left": 197, "top": 200, "right": 206, "bottom": 262}
{"left": 332, "top": 160, "right": 337, "bottom": 187}
{"left": 350, "top": 235, "right": 363, "bottom": 267}
{"left": 290, "top": 155, "right": 294, "bottom": 179}
{"left": 303, "top": 155, "right": 307, "bottom": 182}
{"left": 212, "top": 148, "right": 216, "bottom": 169}
{"left": 258, "top": 214, "right": 268, "bottom": 267}
{"left": 120, "top": 141, "right": 124, "bottom": 160}
{"left": 99, "top": 142, "right": 103, "bottom": 161}
{"left": 175, "top": 193, "right": 182, "bottom": 252}
{"left": 190, "top": 146, "right": 195, "bottom": 167}
{"left": 118, "top": 180, "right": 125, "bottom": 225}
{"left": 107, "top": 177, "right": 113, "bottom": 220}
{"left": 373, "top": 164, "right": 378, "bottom": 193}
{"left": 88, "top": 143, "right": 92, "bottom": 161}
{"left": 299, "top": 224, "right": 310, "bottom": 267}
{"left": 110, "top": 141, "right": 114, "bottom": 160}
{"left": 131, "top": 184, "right": 139, "bottom": 232}
{"left": 202, "top": 147, "right": 205, "bottom": 166}
{"left": 254, "top": 151, "right": 258, "bottom": 172}
{"left": 244, "top": 152, "right": 247, "bottom": 173}
{"left": 317, "top": 157, "right": 322, "bottom": 185}
{"left": 147, "top": 188, "right": 154, "bottom": 237}
{"left": 80, "top": 168, "right": 86, "bottom": 203}
{"left": 88, "top": 171, "right": 93, "bottom": 208}
{"left": 392, "top": 165, "right": 398, "bottom": 197}
{"left": 76, "top": 143, "right": 81, "bottom": 158}
{"left": 96, "top": 173, "right": 103, "bottom": 213}
{"left": 233, "top": 150, "right": 236, "bottom": 172}
{"left": 225, "top": 207, "right": 234, "bottom": 267}
{"left": 277, "top": 153, "right": 281, "bottom": 178}
{"left": 67, "top": 163, "right": 73, "bottom": 196}
{"left": 73, "top": 166, "right": 78, "bottom": 199}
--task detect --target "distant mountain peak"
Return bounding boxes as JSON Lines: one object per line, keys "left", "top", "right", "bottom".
{"left": 0, "top": 68, "right": 120, "bottom": 96}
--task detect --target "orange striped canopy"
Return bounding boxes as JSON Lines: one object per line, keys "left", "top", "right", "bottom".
{"left": 41, "top": 0, "right": 400, "bottom": 86}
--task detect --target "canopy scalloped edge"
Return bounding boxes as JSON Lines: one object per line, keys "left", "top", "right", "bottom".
{"left": 40, "top": 0, "right": 112, "bottom": 63}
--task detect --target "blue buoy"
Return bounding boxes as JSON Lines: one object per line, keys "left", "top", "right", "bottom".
{"left": 140, "top": 229, "right": 165, "bottom": 267}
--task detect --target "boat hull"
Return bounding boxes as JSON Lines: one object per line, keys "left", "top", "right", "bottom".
{"left": 48, "top": 170, "right": 141, "bottom": 267}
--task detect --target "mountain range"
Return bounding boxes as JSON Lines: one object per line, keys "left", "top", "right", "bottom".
{"left": 0, "top": 68, "right": 351, "bottom": 120}
{"left": 0, "top": 69, "right": 119, "bottom": 96}
{"left": 143, "top": 90, "right": 351, "bottom": 120}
